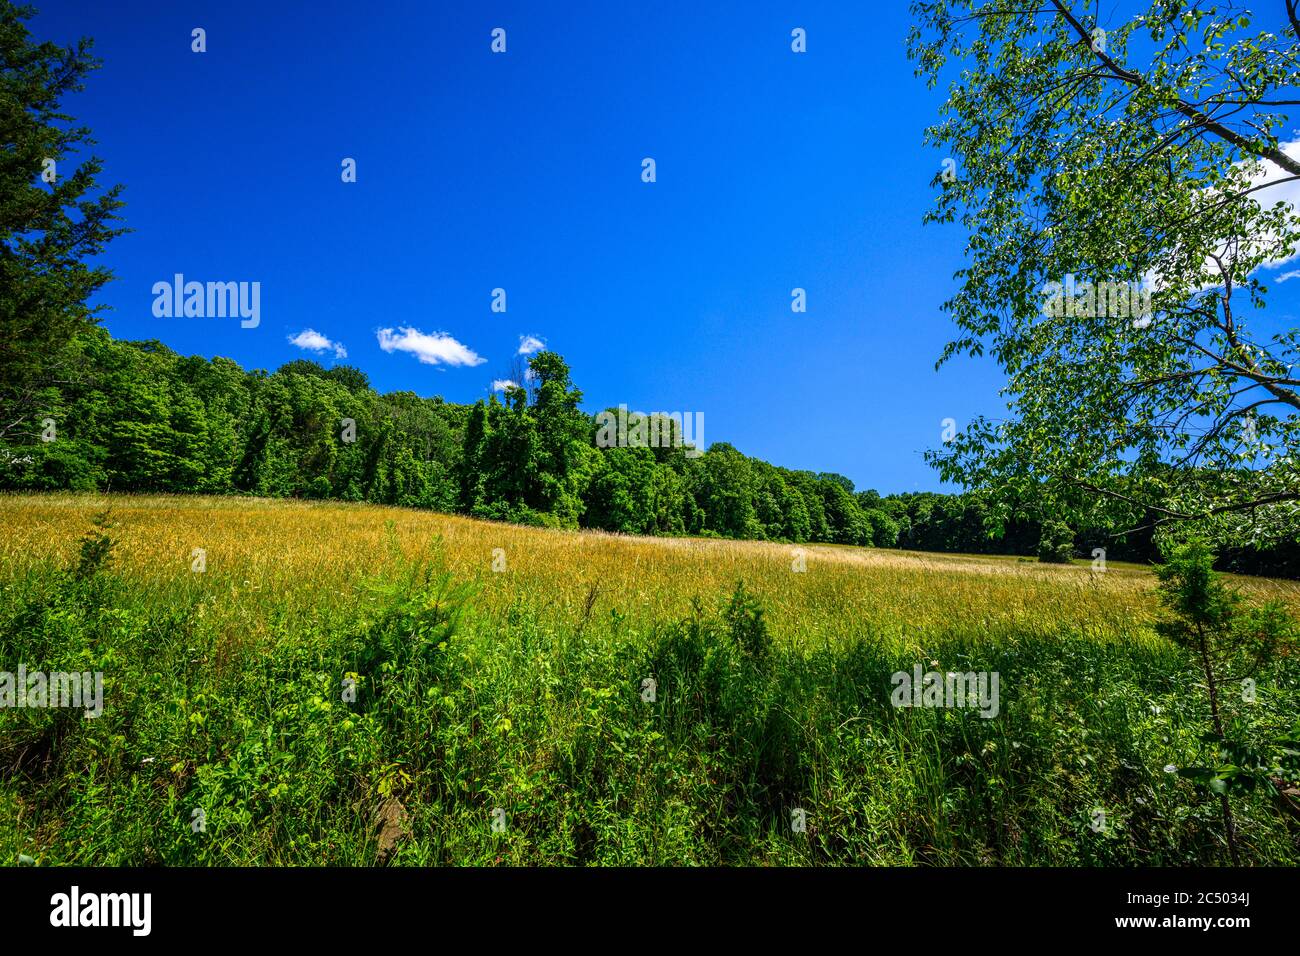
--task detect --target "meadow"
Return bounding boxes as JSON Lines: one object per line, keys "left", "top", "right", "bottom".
{"left": 1, "top": 492, "right": 1297, "bottom": 865}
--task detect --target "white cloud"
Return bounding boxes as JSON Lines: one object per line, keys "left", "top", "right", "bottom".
{"left": 1238, "top": 138, "right": 1300, "bottom": 270}
{"left": 491, "top": 379, "right": 517, "bottom": 392}
{"left": 517, "top": 334, "right": 545, "bottom": 355}
{"left": 376, "top": 327, "right": 486, "bottom": 367}
{"left": 287, "top": 328, "right": 347, "bottom": 359}
{"left": 1274, "top": 269, "right": 1300, "bottom": 283}
{"left": 1146, "top": 141, "right": 1300, "bottom": 293}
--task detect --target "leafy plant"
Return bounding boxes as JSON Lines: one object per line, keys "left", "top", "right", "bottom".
{"left": 1154, "top": 539, "right": 1297, "bottom": 863}
{"left": 1036, "top": 519, "right": 1074, "bottom": 564}
{"left": 724, "top": 580, "right": 771, "bottom": 660}
{"left": 72, "top": 508, "right": 115, "bottom": 580}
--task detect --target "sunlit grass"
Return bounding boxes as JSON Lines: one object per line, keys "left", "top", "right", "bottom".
{"left": 2, "top": 492, "right": 1296, "bottom": 866}
{"left": 11, "top": 490, "right": 1289, "bottom": 648}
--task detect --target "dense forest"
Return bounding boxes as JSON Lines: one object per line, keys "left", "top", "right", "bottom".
{"left": 2, "top": 327, "right": 1293, "bottom": 577}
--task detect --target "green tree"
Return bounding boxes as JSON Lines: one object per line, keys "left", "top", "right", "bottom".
{"left": 527, "top": 351, "right": 594, "bottom": 525}
{"left": 693, "top": 444, "right": 760, "bottom": 539}
{"left": 0, "top": 2, "right": 126, "bottom": 445}
{"left": 585, "top": 446, "right": 655, "bottom": 533}
{"left": 1036, "top": 519, "right": 1075, "bottom": 564}
{"left": 910, "top": 1, "right": 1300, "bottom": 553}
{"left": 647, "top": 462, "right": 688, "bottom": 535}
{"left": 1155, "top": 540, "right": 1298, "bottom": 863}
{"left": 458, "top": 400, "right": 490, "bottom": 511}
{"left": 820, "top": 479, "right": 869, "bottom": 545}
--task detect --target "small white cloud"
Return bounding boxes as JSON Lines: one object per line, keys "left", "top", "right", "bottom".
{"left": 376, "top": 327, "right": 486, "bottom": 367}
{"left": 288, "top": 328, "right": 347, "bottom": 359}
{"left": 1274, "top": 269, "right": 1300, "bottom": 283}
{"left": 491, "top": 379, "right": 517, "bottom": 392}
{"left": 517, "top": 334, "right": 545, "bottom": 355}
{"left": 1236, "top": 139, "right": 1300, "bottom": 271}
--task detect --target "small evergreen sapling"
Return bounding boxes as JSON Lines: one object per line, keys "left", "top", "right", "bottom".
{"left": 1154, "top": 540, "right": 1297, "bottom": 864}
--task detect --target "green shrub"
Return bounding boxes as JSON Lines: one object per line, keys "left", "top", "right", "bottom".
{"left": 1037, "top": 519, "right": 1074, "bottom": 564}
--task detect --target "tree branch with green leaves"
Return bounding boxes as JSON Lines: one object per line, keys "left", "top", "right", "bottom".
{"left": 910, "top": 0, "right": 1300, "bottom": 553}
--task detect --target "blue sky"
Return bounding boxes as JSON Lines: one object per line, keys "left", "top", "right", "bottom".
{"left": 30, "top": 1, "right": 1300, "bottom": 494}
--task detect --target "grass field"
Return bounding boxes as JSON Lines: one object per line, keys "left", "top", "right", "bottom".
{"left": 1, "top": 492, "right": 1298, "bottom": 865}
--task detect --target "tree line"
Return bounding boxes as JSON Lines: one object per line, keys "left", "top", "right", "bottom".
{"left": 3, "top": 327, "right": 1293, "bottom": 577}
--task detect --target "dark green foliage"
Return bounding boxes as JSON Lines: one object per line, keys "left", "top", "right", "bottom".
{"left": 0, "top": 2, "right": 127, "bottom": 449}
{"left": 724, "top": 581, "right": 771, "bottom": 660}
{"left": 1037, "top": 519, "right": 1075, "bottom": 564}
{"left": 72, "top": 508, "right": 115, "bottom": 581}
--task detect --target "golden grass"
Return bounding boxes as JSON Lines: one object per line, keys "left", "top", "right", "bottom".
{"left": 3, "top": 492, "right": 1297, "bottom": 649}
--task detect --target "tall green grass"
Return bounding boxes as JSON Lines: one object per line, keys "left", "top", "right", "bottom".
{"left": 2, "top": 531, "right": 1296, "bottom": 866}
